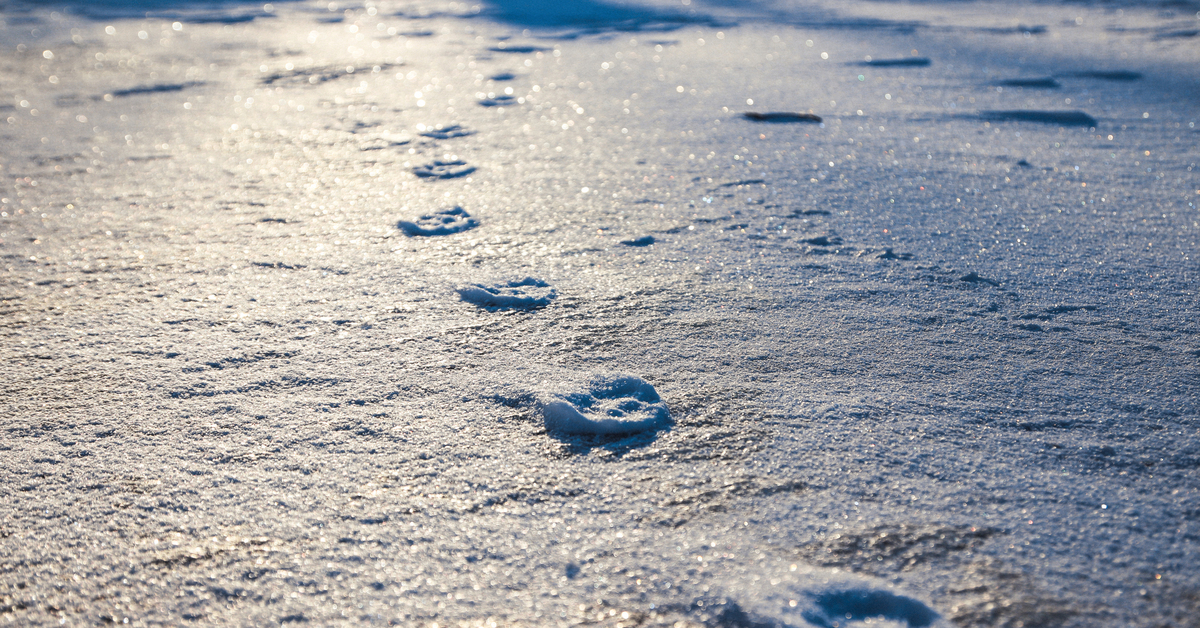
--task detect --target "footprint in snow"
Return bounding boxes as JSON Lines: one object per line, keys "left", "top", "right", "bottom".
{"left": 726, "top": 577, "right": 946, "bottom": 628}
{"left": 541, "top": 375, "right": 671, "bottom": 436}
{"left": 420, "top": 124, "right": 474, "bottom": 139}
{"left": 458, "top": 278, "right": 556, "bottom": 309}
{"left": 799, "top": 587, "right": 942, "bottom": 628}
{"left": 397, "top": 206, "right": 479, "bottom": 236}
{"left": 412, "top": 160, "right": 476, "bottom": 179}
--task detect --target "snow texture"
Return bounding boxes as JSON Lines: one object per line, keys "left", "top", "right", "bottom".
{"left": 457, "top": 277, "right": 556, "bottom": 308}
{"left": 540, "top": 375, "right": 671, "bottom": 435}
{"left": 1, "top": 0, "right": 1198, "bottom": 626}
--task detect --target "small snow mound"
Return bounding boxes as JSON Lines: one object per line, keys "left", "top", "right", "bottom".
{"left": 398, "top": 206, "right": 479, "bottom": 236}
{"left": 458, "top": 277, "right": 556, "bottom": 309}
{"left": 542, "top": 375, "right": 671, "bottom": 435}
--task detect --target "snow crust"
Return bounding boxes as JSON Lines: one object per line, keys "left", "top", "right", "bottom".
{"left": 0, "top": 0, "right": 1198, "bottom": 626}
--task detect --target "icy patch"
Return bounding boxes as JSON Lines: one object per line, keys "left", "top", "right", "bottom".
{"left": 541, "top": 375, "right": 671, "bottom": 435}
{"left": 860, "top": 57, "right": 932, "bottom": 67}
{"left": 457, "top": 278, "right": 556, "bottom": 309}
{"left": 743, "top": 111, "right": 823, "bottom": 123}
{"left": 412, "top": 160, "right": 476, "bottom": 179}
{"left": 979, "top": 110, "right": 1097, "bottom": 126}
{"left": 478, "top": 95, "right": 518, "bottom": 107}
{"left": 420, "top": 124, "right": 474, "bottom": 139}
{"left": 996, "top": 77, "right": 1060, "bottom": 89}
{"left": 398, "top": 207, "right": 479, "bottom": 236}
{"left": 621, "top": 235, "right": 656, "bottom": 247}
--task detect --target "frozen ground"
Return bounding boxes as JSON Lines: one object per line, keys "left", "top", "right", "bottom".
{"left": 1, "top": 0, "right": 1198, "bottom": 625}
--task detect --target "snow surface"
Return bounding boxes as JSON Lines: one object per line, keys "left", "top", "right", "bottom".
{"left": 1, "top": 0, "right": 1198, "bottom": 626}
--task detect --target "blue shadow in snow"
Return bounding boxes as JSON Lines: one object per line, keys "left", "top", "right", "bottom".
{"left": 480, "top": 0, "right": 727, "bottom": 33}
{"left": 12, "top": 0, "right": 300, "bottom": 23}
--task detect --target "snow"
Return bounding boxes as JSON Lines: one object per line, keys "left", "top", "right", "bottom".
{"left": 0, "top": 0, "right": 1198, "bottom": 625}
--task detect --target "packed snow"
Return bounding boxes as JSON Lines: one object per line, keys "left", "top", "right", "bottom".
{"left": 0, "top": 0, "right": 1197, "bottom": 626}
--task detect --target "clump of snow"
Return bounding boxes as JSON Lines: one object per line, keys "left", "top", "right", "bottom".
{"left": 540, "top": 374, "right": 671, "bottom": 435}
{"left": 457, "top": 277, "right": 556, "bottom": 309}
{"left": 397, "top": 206, "right": 479, "bottom": 236}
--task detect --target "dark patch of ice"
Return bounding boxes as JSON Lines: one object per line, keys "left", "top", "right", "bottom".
{"left": 260, "top": 63, "right": 400, "bottom": 87}
{"left": 397, "top": 207, "right": 479, "bottom": 236}
{"left": 996, "top": 77, "right": 1060, "bottom": 88}
{"left": 742, "top": 112, "right": 822, "bottom": 123}
{"left": 979, "top": 24, "right": 1047, "bottom": 35}
{"left": 420, "top": 124, "right": 474, "bottom": 139}
{"left": 1155, "top": 29, "right": 1199, "bottom": 39}
{"left": 478, "top": 95, "right": 518, "bottom": 107}
{"left": 860, "top": 57, "right": 931, "bottom": 67}
{"left": 621, "top": 236, "right": 655, "bottom": 247}
{"left": 1063, "top": 70, "right": 1142, "bottom": 81}
{"left": 979, "top": 110, "right": 1097, "bottom": 127}
{"left": 101, "top": 82, "right": 206, "bottom": 99}
{"left": 801, "top": 235, "right": 843, "bottom": 246}
{"left": 489, "top": 72, "right": 517, "bottom": 81}
{"left": 960, "top": 271, "right": 1000, "bottom": 286}
{"left": 480, "top": 0, "right": 722, "bottom": 33}
{"left": 487, "top": 45, "right": 550, "bottom": 54}
{"left": 718, "top": 179, "right": 765, "bottom": 187}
